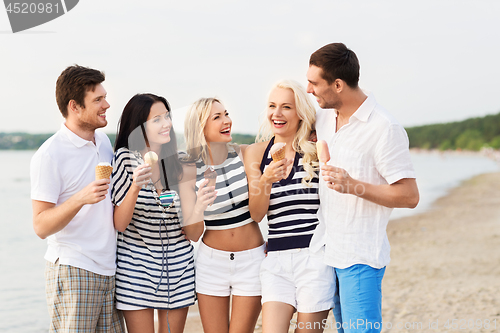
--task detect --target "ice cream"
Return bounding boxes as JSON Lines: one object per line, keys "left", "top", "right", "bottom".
{"left": 316, "top": 140, "right": 330, "bottom": 165}
{"left": 204, "top": 167, "right": 217, "bottom": 206}
{"left": 204, "top": 167, "right": 217, "bottom": 188}
{"left": 95, "top": 162, "right": 113, "bottom": 180}
{"left": 270, "top": 142, "right": 286, "bottom": 162}
{"left": 144, "top": 151, "right": 158, "bottom": 165}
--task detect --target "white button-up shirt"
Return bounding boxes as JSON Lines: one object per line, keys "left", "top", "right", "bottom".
{"left": 310, "top": 93, "right": 416, "bottom": 269}
{"left": 31, "top": 123, "right": 117, "bottom": 276}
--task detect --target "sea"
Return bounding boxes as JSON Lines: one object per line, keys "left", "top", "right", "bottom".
{"left": 0, "top": 150, "right": 498, "bottom": 333}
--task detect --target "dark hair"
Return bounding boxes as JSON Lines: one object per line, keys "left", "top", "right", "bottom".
{"left": 309, "top": 43, "right": 360, "bottom": 88}
{"left": 55, "top": 65, "right": 105, "bottom": 117}
{"left": 114, "top": 93, "right": 183, "bottom": 190}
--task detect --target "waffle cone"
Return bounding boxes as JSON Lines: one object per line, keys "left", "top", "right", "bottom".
{"left": 206, "top": 178, "right": 217, "bottom": 187}
{"left": 95, "top": 165, "right": 113, "bottom": 180}
{"left": 204, "top": 167, "right": 217, "bottom": 187}
{"left": 271, "top": 146, "right": 286, "bottom": 162}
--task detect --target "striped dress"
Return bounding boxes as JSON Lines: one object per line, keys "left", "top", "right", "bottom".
{"left": 259, "top": 138, "right": 320, "bottom": 252}
{"left": 111, "top": 147, "right": 196, "bottom": 310}
{"left": 194, "top": 146, "right": 253, "bottom": 230}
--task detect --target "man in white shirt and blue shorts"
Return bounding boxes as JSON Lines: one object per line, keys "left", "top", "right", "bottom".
{"left": 30, "top": 65, "right": 124, "bottom": 332}
{"left": 307, "top": 43, "right": 420, "bottom": 333}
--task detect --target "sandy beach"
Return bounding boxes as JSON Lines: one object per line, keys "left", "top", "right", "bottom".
{"left": 180, "top": 172, "right": 500, "bottom": 333}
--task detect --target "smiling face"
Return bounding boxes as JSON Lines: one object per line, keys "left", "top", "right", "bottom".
{"left": 76, "top": 83, "right": 110, "bottom": 130}
{"left": 204, "top": 101, "right": 232, "bottom": 143}
{"left": 306, "top": 65, "right": 341, "bottom": 109}
{"left": 145, "top": 101, "right": 172, "bottom": 147}
{"left": 267, "top": 87, "right": 300, "bottom": 137}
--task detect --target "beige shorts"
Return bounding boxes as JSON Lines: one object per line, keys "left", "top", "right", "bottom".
{"left": 45, "top": 260, "right": 124, "bottom": 332}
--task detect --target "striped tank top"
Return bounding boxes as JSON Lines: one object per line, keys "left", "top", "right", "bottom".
{"left": 259, "top": 138, "right": 320, "bottom": 252}
{"left": 195, "top": 147, "right": 253, "bottom": 230}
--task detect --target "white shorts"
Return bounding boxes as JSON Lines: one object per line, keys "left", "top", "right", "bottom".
{"left": 195, "top": 241, "right": 266, "bottom": 297}
{"left": 260, "top": 247, "right": 335, "bottom": 313}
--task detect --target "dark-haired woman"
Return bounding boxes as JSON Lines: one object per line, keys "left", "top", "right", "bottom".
{"left": 111, "top": 93, "right": 195, "bottom": 333}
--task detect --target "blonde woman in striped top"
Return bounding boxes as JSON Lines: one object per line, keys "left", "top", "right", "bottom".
{"left": 244, "top": 80, "right": 335, "bottom": 333}
{"left": 179, "top": 98, "right": 265, "bottom": 333}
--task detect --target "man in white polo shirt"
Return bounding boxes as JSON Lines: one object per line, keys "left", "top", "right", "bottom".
{"left": 307, "top": 43, "right": 419, "bottom": 333}
{"left": 31, "top": 65, "right": 124, "bottom": 332}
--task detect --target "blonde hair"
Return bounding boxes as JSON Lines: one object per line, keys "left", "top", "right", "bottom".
{"left": 256, "top": 79, "right": 319, "bottom": 185}
{"left": 184, "top": 97, "right": 238, "bottom": 164}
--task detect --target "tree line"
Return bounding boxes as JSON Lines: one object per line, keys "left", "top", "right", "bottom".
{"left": 4, "top": 111, "right": 500, "bottom": 152}
{"left": 406, "top": 112, "right": 500, "bottom": 151}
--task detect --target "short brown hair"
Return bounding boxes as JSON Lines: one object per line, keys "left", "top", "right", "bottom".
{"left": 55, "top": 65, "right": 105, "bottom": 117}
{"left": 309, "top": 43, "right": 360, "bottom": 88}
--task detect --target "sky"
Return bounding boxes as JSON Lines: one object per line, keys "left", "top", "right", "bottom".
{"left": 1, "top": 0, "right": 500, "bottom": 135}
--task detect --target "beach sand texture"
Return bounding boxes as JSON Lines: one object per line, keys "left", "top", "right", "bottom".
{"left": 381, "top": 172, "right": 500, "bottom": 332}
{"left": 177, "top": 172, "right": 500, "bottom": 333}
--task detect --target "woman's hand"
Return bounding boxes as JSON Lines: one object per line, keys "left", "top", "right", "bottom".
{"left": 132, "top": 164, "right": 152, "bottom": 189}
{"left": 180, "top": 228, "right": 191, "bottom": 242}
{"left": 262, "top": 158, "right": 293, "bottom": 184}
{"left": 194, "top": 179, "right": 217, "bottom": 214}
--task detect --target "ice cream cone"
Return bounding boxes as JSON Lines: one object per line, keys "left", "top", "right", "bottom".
{"left": 270, "top": 142, "right": 286, "bottom": 162}
{"left": 144, "top": 151, "right": 158, "bottom": 165}
{"left": 204, "top": 167, "right": 217, "bottom": 206}
{"left": 95, "top": 163, "right": 113, "bottom": 180}
{"left": 204, "top": 167, "right": 217, "bottom": 188}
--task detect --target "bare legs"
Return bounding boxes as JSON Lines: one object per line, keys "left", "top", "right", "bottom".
{"left": 230, "top": 295, "right": 262, "bottom": 333}
{"left": 123, "top": 307, "right": 189, "bottom": 333}
{"left": 295, "top": 311, "right": 330, "bottom": 333}
{"left": 263, "top": 301, "right": 330, "bottom": 333}
{"left": 262, "top": 301, "right": 295, "bottom": 333}
{"left": 197, "top": 295, "right": 229, "bottom": 333}
{"left": 198, "top": 293, "right": 262, "bottom": 333}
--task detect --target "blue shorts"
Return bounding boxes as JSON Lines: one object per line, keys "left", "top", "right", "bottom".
{"left": 333, "top": 264, "right": 386, "bottom": 333}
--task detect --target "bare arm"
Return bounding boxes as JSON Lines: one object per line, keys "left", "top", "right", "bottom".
{"left": 238, "top": 144, "right": 248, "bottom": 161}
{"left": 321, "top": 165, "right": 419, "bottom": 208}
{"left": 178, "top": 164, "right": 215, "bottom": 242}
{"left": 113, "top": 164, "right": 152, "bottom": 232}
{"left": 244, "top": 143, "right": 292, "bottom": 222}
{"left": 32, "top": 179, "right": 110, "bottom": 239}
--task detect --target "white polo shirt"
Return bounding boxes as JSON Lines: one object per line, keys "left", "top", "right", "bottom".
{"left": 31, "top": 123, "right": 117, "bottom": 276}
{"left": 310, "top": 93, "right": 416, "bottom": 269}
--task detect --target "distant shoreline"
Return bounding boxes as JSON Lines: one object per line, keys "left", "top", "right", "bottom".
{"left": 410, "top": 147, "right": 500, "bottom": 162}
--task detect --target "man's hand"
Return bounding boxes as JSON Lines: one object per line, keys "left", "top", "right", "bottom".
{"left": 33, "top": 179, "right": 112, "bottom": 239}
{"left": 321, "top": 165, "right": 419, "bottom": 208}
{"left": 321, "top": 165, "right": 363, "bottom": 195}
{"left": 74, "top": 178, "right": 111, "bottom": 205}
